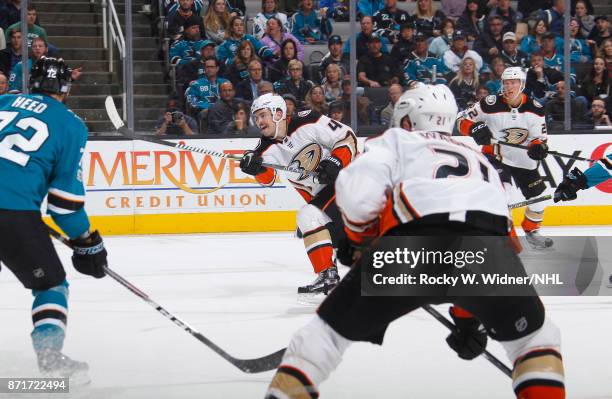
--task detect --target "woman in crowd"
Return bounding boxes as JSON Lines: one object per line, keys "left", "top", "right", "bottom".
{"left": 485, "top": 56, "right": 505, "bottom": 95}
{"left": 321, "top": 63, "right": 343, "bottom": 102}
{"left": 260, "top": 16, "right": 304, "bottom": 60}
{"left": 569, "top": 17, "right": 593, "bottom": 63}
{"left": 600, "top": 38, "right": 612, "bottom": 66}
{"left": 456, "top": 0, "right": 485, "bottom": 44}
{"left": 217, "top": 16, "right": 274, "bottom": 65}
{"left": 304, "top": 85, "right": 329, "bottom": 114}
{"left": 412, "top": 0, "right": 446, "bottom": 39}
{"left": 448, "top": 57, "right": 479, "bottom": 110}
{"left": 274, "top": 59, "right": 314, "bottom": 105}
{"left": 253, "top": 0, "right": 290, "bottom": 39}
{"left": 579, "top": 56, "right": 610, "bottom": 103}
{"left": 519, "top": 18, "right": 563, "bottom": 56}
{"left": 226, "top": 40, "right": 261, "bottom": 85}
{"left": 291, "top": 0, "right": 333, "bottom": 44}
{"left": 269, "top": 38, "right": 300, "bottom": 82}
{"left": 575, "top": 0, "right": 595, "bottom": 38}
{"left": 203, "top": 0, "right": 231, "bottom": 44}
{"left": 429, "top": 18, "right": 455, "bottom": 58}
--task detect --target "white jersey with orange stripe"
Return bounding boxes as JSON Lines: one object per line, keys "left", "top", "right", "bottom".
{"left": 335, "top": 128, "right": 510, "bottom": 242}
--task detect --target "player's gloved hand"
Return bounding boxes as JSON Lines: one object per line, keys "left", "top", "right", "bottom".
{"left": 445, "top": 306, "right": 488, "bottom": 360}
{"left": 316, "top": 156, "right": 343, "bottom": 185}
{"left": 554, "top": 167, "right": 588, "bottom": 203}
{"left": 336, "top": 236, "right": 360, "bottom": 266}
{"left": 240, "top": 151, "right": 267, "bottom": 176}
{"left": 70, "top": 230, "right": 107, "bottom": 279}
{"left": 469, "top": 121, "right": 493, "bottom": 145}
{"left": 527, "top": 139, "right": 548, "bottom": 160}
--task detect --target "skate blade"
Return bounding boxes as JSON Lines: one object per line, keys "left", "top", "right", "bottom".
{"left": 42, "top": 370, "right": 91, "bottom": 387}
{"left": 297, "top": 292, "right": 327, "bottom": 306}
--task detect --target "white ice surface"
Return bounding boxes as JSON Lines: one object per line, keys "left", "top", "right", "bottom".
{"left": 1, "top": 227, "right": 612, "bottom": 399}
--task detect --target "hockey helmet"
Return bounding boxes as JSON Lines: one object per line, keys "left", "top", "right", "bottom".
{"left": 29, "top": 56, "right": 72, "bottom": 95}
{"left": 500, "top": 67, "right": 526, "bottom": 100}
{"left": 392, "top": 83, "right": 458, "bottom": 134}
{"left": 250, "top": 93, "right": 287, "bottom": 139}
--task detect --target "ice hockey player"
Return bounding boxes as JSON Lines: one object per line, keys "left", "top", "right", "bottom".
{"left": 457, "top": 66, "right": 553, "bottom": 249}
{"left": 265, "top": 84, "right": 565, "bottom": 399}
{"left": 554, "top": 154, "right": 612, "bottom": 202}
{"left": 0, "top": 57, "right": 108, "bottom": 381}
{"left": 239, "top": 93, "right": 358, "bottom": 296}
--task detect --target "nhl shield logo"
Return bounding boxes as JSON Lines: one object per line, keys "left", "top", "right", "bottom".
{"left": 289, "top": 143, "right": 322, "bottom": 181}
{"left": 515, "top": 316, "right": 528, "bottom": 332}
{"left": 501, "top": 127, "right": 529, "bottom": 144}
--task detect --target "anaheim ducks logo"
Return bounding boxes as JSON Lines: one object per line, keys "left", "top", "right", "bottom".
{"left": 501, "top": 127, "right": 529, "bottom": 144}
{"left": 289, "top": 143, "right": 322, "bottom": 181}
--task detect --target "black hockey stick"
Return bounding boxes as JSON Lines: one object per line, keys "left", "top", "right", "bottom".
{"left": 492, "top": 139, "right": 595, "bottom": 162}
{"left": 422, "top": 305, "right": 512, "bottom": 378}
{"left": 46, "top": 225, "right": 286, "bottom": 373}
{"left": 104, "top": 96, "right": 316, "bottom": 177}
{"left": 508, "top": 195, "right": 551, "bottom": 209}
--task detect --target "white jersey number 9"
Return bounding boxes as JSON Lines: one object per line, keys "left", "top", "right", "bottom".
{"left": 0, "top": 111, "right": 49, "bottom": 167}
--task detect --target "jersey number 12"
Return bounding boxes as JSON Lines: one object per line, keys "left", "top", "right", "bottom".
{"left": 0, "top": 111, "right": 49, "bottom": 166}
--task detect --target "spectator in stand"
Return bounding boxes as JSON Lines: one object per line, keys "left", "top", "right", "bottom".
{"left": 500, "top": 31, "right": 529, "bottom": 68}
{"left": 253, "top": 0, "right": 290, "bottom": 40}
{"left": 485, "top": 56, "right": 505, "bottom": 94}
{"left": 517, "top": 0, "right": 550, "bottom": 22}
{"left": 600, "top": 38, "right": 612, "bottom": 66}
{"left": 176, "top": 41, "right": 220, "bottom": 102}
{"left": 537, "top": 0, "right": 565, "bottom": 37}
{"left": 169, "top": 17, "right": 208, "bottom": 66}
{"left": 519, "top": 19, "right": 563, "bottom": 57}
{"left": 456, "top": 0, "right": 486, "bottom": 45}
{"left": 475, "top": 84, "right": 489, "bottom": 101}
{"left": 0, "top": 72, "right": 8, "bottom": 95}
{"left": 236, "top": 59, "right": 265, "bottom": 101}
{"left": 575, "top": 0, "right": 595, "bottom": 38}
{"left": 526, "top": 51, "right": 563, "bottom": 104}
{"left": 390, "top": 22, "right": 416, "bottom": 66}
{"left": 449, "top": 57, "right": 479, "bottom": 110}
{"left": 260, "top": 16, "right": 304, "bottom": 60}
{"left": 208, "top": 81, "right": 241, "bottom": 134}
{"left": 5, "top": 5, "right": 48, "bottom": 49}
{"left": 569, "top": 17, "right": 592, "bottom": 63}
{"left": 373, "top": 0, "right": 412, "bottom": 45}
{"left": 412, "top": 0, "right": 446, "bottom": 39}
{"left": 488, "top": 0, "right": 522, "bottom": 33}
{"left": 5, "top": 0, "right": 21, "bottom": 28}
{"left": 203, "top": 0, "right": 231, "bottom": 45}
{"left": 320, "top": 0, "right": 351, "bottom": 22}
{"left": 474, "top": 15, "right": 504, "bottom": 64}
{"left": 258, "top": 80, "right": 275, "bottom": 95}
{"left": 305, "top": 85, "right": 329, "bottom": 114}
{"left": 321, "top": 63, "right": 343, "bottom": 102}
{"left": 291, "top": 0, "right": 332, "bottom": 44}
{"left": 328, "top": 100, "right": 344, "bottom": 122}
{"left": 340, "top": 79, "right": 378, "bottom": 125}
{"left": 164, "top": 0, "right": 204, "bottom": 15}
{"left": 343, "top": 16, "right": 391, "bottom": 59}
{"left": 380, "top": 83, "right": 403, "bottom": 126}
{"left": 357, "top": 34, "right": 404, "bottom": 87}
{"left": 167, "top": 0, "right": 206, "bottom": 40}
{"left": 155, "top": 108, "right": 197, "bottom": 135}
{"left": 405, "top": 32, "right": 448, "bottom": 84}
{"left": 588, "top": 97, "right": 612, "bottom": 126}
{"left": 579, "top": 57, "right": 609, "bottom": 103}
{"left": 274, "top": 59, "right": 313, "bottom": 105}
{"left": 269, "top": 38, "right": 299, "bottom": 82}
{"left": 226, "top": 40, "right": 260, "bottom": 85}
{"left": 443, "top": 30, "right": 483, "bottom": 73}
{"left": 588, "top": 16, "right": 611, "bottom": 50}
{"left": 429, "top": 18, "right": 455, "bottom": 58}
{"left": 217, "top": 16, "right": 275, "bottom": 66}
{"left": 441, "top": 0, "right": 467, "bottom": 20}
{"left": 545, "top": 80, "right": 587, "bottom": 126}
{"left": 357, "top": 0, "right": 385, "bottom": 17}
{"left": 282, "top": 93, "right": 299, "bottom": 117}
{"left": 8, "top": 37, "right": 46, "bottom": 93}
{"left": 540, "top": 32, "right": 567, "bottom": 75}
{"left": 185, "top": 56, "right": 229, "bottom": 125}
{"left": 0, "top": 29, "right": 21, "bottom": 77}
{"left": 224, "top": 101, "right": 260, "bottom": 134}
{"left": 319, "top": 35, "right": 349, "bottom": 82}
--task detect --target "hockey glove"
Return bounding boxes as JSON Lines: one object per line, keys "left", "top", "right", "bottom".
{"left": 316, "top": 156, "right": 343, "bottom": 185}
{"left": 336, "top": 236, "right": 360, "bottom": 266}
{"left": 70, "top": 230, "right": 107, "bottom": 279}
{"left": 469, "top": 121, "right": 493, "bottom": 145}
{"left": 527, "top": 139, "right": 548, "bottom": 160}
{"left": 240, "top": 151, "right": 267, "bottom": 176}
{"left": 554, "top": 167, "right": 588, "bottom": 202}
{"left": 445, "top": 306, "right": 488, "bottom": 360}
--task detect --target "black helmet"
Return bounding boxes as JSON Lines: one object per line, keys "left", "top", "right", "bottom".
{"left": 29, "top": 56, "right": 72, "bottom": 95}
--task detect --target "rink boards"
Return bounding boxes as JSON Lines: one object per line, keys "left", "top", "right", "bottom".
{"left": 45, "top": 134, "right": 611, "bottom": 235}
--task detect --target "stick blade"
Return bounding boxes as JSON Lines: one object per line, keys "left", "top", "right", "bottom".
{"left": 232, "top": 348, "right": 286, "bottom": 373}
{"left": 104, "top": 96, "right": 125, "bottom": 130}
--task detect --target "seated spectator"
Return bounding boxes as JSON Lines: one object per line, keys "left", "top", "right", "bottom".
{"left": 343, "top": 16, "right": 391, "bottom": 59}
{"left": 488, "top": 0, "right": 522, "bottom": 33}
{"left": 236, "top": 59, "right": 266, "bottom": 101}
{"left": 373, "top": 0, "right": 412, "bottom": 45}
{"left": 274, "top": 59, "right": 313, "bottom": 105}
{"left": 253, "top": 0, "right": 290, "bottom": 40}
{"left": 579, "top": 57, "right": 609, "bottom": 103}
{"left": 224, "top": 101, "right": 260, "bottom": 134}
{"left": 443, "top": 30, "right": 483, "bottom": 73}
{"left": 474, "top": 15, "right": 504, "bottom": 64}
{"left": 588, "top": 97, "right": 612, "bottom": 126}
{"left": 282, "top": 93, "right": 299, "bottom": 117}
{"left": 0, "top": 29, "right": 21, "bottom": 77}
{"left": 328, "top": 100, "right": 344, "bottom": 122}
{"left": 169, "top": 17, "right": 208, "bottom": 66}
{"left": 9, "top": 37, "right": 47, "bottom": 93}
{"left": 291, "top": 0, "right": 332, "bottom": 44}
{"left": 176, "top": 41, "right": 221, "bottom": 98}
{"left": 269, "top": 38, "right": 299, "bottom": 82}
{"left": 540, "top": 32, "right": 572, "bottom": 78}
{"left": 258, "top": 80, "right": 275, "bottom": 95}
{"left": 526, "top": 51, "right": 563, "bottom": 104}
{"left": 545, "top": 80, "right": 588, "bottom": 126}
{"left": 203, "top": 0, "right": 231, "bottom": 45}
{"left": 185, "top": 57, "right": 229, "bottom": 124}
{"left": 537, "top": 0, "right": 565, "bottom": 37}
{"left": 5, "top": 5, "right": 48, "bottom": 49}
{"left": 441, "top": 0, "right": 467, "bottom": 20}
{"left": 260, "top": 16, "right": 304, "bottom": 60}
{"left": 320, "top": 0, "right": 351, "bottom": 22}
{"left": 319, "top": 35, "right": 349, "bottom": 82}
{"left": 357, "top": 0, "right": 384, "bottom": 17}
{"left": 429, "top": 19, "right": 455, "bottom": 59}
{"left": 156, "top": 109, "right": 198, "bottom": 135}
{"left": 390, "top": 22, "right": 416, "bottom": 66}
{"left": 588, "top": 16, "right": 611, "bottom": 50}
{"left": 0, "top": 72, "right": 8, "bottom": 95}
{"left": 167, "top": 0, "right": 206, "bottom": 40}
{"left": 5, "top": 0, "right": 21, "bottom": 28}
{"left": 405, "top": 32, "right": 448, "bottom": 84}
{"left": 601, "top": 38, "right": 612, "bottom": 65}
{"left": 340, "top": 79, "right": 378, "bottom": 125}
{"left": 380, "top": 83, "right": 403, "bottom": 126}
{"left": 357, "top": 34, "right": 404, "bottom": 87}
{"left": 305, "top": 85, "right": 329, "bottom": 114}
{"left": 475, "top": 84, "right": 489, "bottom": 101}
{"left": 164, "top": 0, "right": 204, "bottom": 15}
{"left": 413, "top": 0, "right": 446, "bottom": 39}
{"left": 519, "top": 18, "right": 563, "bottom": 57}
{"left": 208, "top": 81, "right": 241, "bottom": 134}
{"left": 484, "top": 56, "right": 505, "bottom": 94}
{"left": 449, "top": 57, "right": 479, "bottom": 110}
{"left": 321, "top": 63, "right": 343, "bottom": 102}
{"left": 456, "top": 0, "right": 486, "bottom": 44}
{"left": 575, "top": 0, "right": 595, "bottom": 38}
{"left": 500, "top": 32, "right": 529, "bottom": 68}
{"left": 217, "top": 16, "right": 275, "bottom": 66}
{"left": 226, "top": 40, "right": 260, "bottom": 85}
{"left": 569, "top": 18, "right": 593, "bottom": 63}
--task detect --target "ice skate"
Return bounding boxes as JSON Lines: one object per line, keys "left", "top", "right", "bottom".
{"left": 297, "top": 266, "right": 339, "bottom": 304}
{"left": 607, "top": 274, "right": 612, "bottom": 288}
{"left": 37, "top": 349, "right": 90, "bottom": 385}
{"left": 525, "top": 230, "right": 553, "bottom": 249}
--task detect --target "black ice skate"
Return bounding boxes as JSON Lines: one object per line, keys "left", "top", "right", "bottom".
{"left": 37, "top": 349, "right": 90, "bottom": 384}
{"left": 525, "top": 230, "right": 553, "bottom": 249}
{"left": 607, "top": 274, "right": 612, "bottom": 288}
{"left": 297, "top": 266, "right": 339, "bottom": 296}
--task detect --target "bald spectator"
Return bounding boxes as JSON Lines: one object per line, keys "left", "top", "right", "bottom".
{"left": 343, "top": 16, "right": 390, "bottom": 59}
{"left": 208, "top": 81, "right": 242, "bottom": 134}
{"left": 0, "top": 72, "right": 8, "bottom": 95}
{"left": 257, "top": 80, "right": 274, "bottom": 96}
{"left": 380, "top": 84, "right": 403, "bottom": 126}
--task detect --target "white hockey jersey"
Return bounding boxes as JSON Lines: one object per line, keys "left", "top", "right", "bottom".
{"left": 335, "top": 128, "right": 510, "bottom": 243}
{"left": 458, "top": 93, "right": 547, "bottom": 169}
{"left": 254, "top": 110, "right": 358, "bottom": 202}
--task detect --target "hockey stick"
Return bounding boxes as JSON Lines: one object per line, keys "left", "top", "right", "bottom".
{"left": 46, "top": 225, "right": 285, "bottom": 373}
{"left": 491, "top": 139, "right": 595, "bottom": 162}
{"left": 104, "top": 96, "right": 316, "bottom": 177}
{"left": 508, "top": 194, "right": 551, "bottom": 209}
{"left": 422, "top": 305, "right": 512, "bottom": 378}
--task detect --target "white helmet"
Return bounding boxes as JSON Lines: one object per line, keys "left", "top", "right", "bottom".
{"left": 500, "top": 67, "right": 526, "bottom": 100}
{"left": 392, "top": 83, "right": 458, "bottom": 134}
{"left": 250, "top": 93, "right": 287, "bottom": 139}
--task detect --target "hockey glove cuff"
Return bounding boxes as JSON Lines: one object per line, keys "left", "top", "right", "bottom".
{"left": 70, "top": 230, "right": 107, "bottom": 279}
{"left": 553, "top": 167, "right": 588, "bottom": 202}
{"left": 469, "top": 121, "right": 493, "bottom": 145}
{"left": 445, "top": 306, "right": 488, "bottom": 360}
{"left": 527, "top": 139, "right": 548, "bottom": 160}
{"left": 240, "top": 151, "right": 267, "bottom": 176}
{"left": 316, "top": 156, "right": 343, "bottom": 185}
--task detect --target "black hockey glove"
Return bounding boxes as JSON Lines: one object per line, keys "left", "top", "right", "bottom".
{"left": 554, "top": 167, "right": 588, "bottom": 203}
{"left": 527, "top": 139, "right": 548, "bottom": 160}
{"left": 445, "top": 306, "right": 488, "bottom": 360}
{"left": 70, "top": 230, "right": 107, "bottom": 279}
{"left": 469, "top": 121, "right": 493, "bottom": 145}
{"left": 316, "top": 156, "right": 343, "bottom": 185}
{"left": 336, "top": 236, "right": 360, "bottom": 267}
{"left": 240, "top": 151, "right": 267, "bottom": 176}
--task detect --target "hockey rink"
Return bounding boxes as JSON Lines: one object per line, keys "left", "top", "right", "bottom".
{"left": 1, "top": 226, "right": 612, "bottom": 399}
